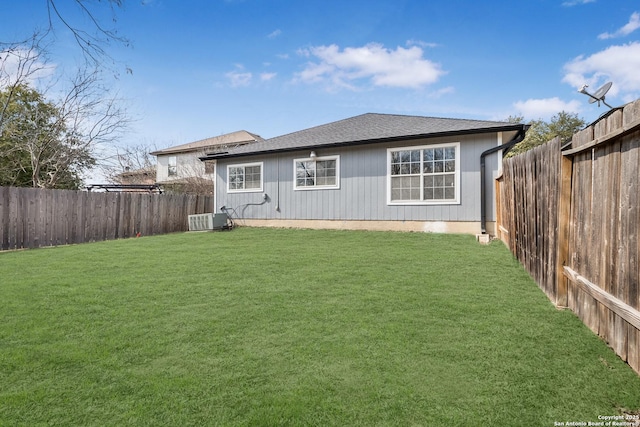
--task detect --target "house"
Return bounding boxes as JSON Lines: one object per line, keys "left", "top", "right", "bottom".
{"left": 150, "top": 130, "right": 263, "bottom": 194}
{"left": 200, "top": 113, "right": 528, "bottom": 235}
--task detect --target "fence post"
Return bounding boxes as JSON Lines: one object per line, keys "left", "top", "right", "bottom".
{"left": 556, "top": 153, "right": 573, "bottom": 308}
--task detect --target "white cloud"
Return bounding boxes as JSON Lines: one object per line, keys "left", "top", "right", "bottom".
{"left": 562, "top": 42, "right": 640, "bottom": 97}
{"left": 598, "top": 12, "right": 640, "bottom": 39}
{"left": 267, "top": 29, "right": 282, "bottom": 39}
{"left": 0, "top": 48, "right": 56, "bottom": 88}
{"left": 406, "top": 39, "right": 439, "bottom": 49}
{"left": 562, "top": 0, "right": 595, "bottom": 6}
{"left": 429, "top": 86, "right": 455, "bottom": 98}
{"left": 260, "top": 72, "right": 276, "bottom": 81}
{"left": 226, "top": 70, "right": 252, "bottom": 87}
{"left": 225, "top": 64, "right": 276, "bottom": 86}
{"left": 513, "top": 97, "right": 582, "bottom": 120}
{"left": 295, "top": 43, "right": 445, "bottom": 90}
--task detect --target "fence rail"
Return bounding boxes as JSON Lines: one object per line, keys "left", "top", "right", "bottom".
{"left": 497, "top": 99, "right": 640, "bottom": 374}
{"left": 0, "top": 187, "right": 214, "bottom": 251}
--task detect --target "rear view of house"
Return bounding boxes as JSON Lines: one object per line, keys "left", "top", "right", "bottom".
{"left": 201, "top": 113, "right": 527, "bottom": 234}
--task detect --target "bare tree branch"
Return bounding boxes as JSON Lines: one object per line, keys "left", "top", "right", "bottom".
{"left": 46, "top": 0, "right": 129, "bottom": 68}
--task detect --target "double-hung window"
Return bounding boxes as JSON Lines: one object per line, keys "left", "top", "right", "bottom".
{"left": 168, "top": 156, "right": 177, "bottom": 176}
{"left": 388, "top": 143, "right": 460, "bottom": 204}
{"left": 227, "top": 162, "right": 263, "bottom": 192}
{"left": 294, "top": 155, "right": 339, "bottom": 190}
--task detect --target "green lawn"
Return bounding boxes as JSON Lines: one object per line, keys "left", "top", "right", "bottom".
{"left": 1, "top": 228, "right": 639, "bottom": 426}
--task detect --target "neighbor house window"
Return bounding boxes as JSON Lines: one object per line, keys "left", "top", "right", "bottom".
{"left": 387, "top": 143, "right": 460, "bottom": 204}
{"left": 294, "top": 155, "right": 340, "bottom": 190}
{"left": 204, "top": 161, "right": 215, "bottom": 175}
{"left": 227, "top": 162, "right": 263, "bottom": 192}
{"left": 168, "top": 156, "right": 177, "bottom": 176}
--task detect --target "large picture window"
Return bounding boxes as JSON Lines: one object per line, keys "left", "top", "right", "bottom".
{"left": 387, "top": 143, "right": 460, "bottom": 204}
{"left": 294, "top": 155, "right": 339, "bottom": 190}
{"left": 227, "top": 162, "right": 263, "bottom": 192}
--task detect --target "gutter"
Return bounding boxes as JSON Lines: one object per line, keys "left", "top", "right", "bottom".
{"left": 479, "top": 126, "right": 528, "bottom": 234}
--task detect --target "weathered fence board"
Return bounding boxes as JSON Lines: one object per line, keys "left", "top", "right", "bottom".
{"left": 499, "top": 137, "right": 562, "bottom": 301}
{"left": 0, "top": 187, "right": 214, "bottom": 251}
{"left": 498, "top": 99, "right": 640, "bottom": 375}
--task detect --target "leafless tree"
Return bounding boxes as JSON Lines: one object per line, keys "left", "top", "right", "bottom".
{"left": 46, "top": 69, "right": 130, "bottom": 188}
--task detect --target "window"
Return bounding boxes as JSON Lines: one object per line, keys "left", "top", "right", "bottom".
{"left": 227, "top": 162, "right": 263, "bottom": 192}
{"left": 204, "top": 161, "right": 215, "bottom": 175}
{"left": 294, "top": 155, "right": 339, "bottom": 190}
{"left": 388, "top": 143, "right": 459, "bottom": 204}
{"left": 168, "top": 156, "right": 177, "bottom": 176}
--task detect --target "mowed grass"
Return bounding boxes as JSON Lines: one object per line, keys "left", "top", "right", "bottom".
{"left": 1, "top": 228, "right": 639, "bottom": 426}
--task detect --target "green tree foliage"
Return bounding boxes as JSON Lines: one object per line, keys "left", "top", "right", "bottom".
{"left": 0, "top": 84, "right": 95, "bottom": 189}
{"left": 506, "top": 112, "right": 586, "bottom": 157}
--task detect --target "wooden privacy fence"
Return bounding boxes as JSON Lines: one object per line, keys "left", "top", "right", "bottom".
{"left": 0, "top": 187, "right": 214, "bottom": 251}
{"left": 497, "top": 137, "right": 562, "bottom": 302}
{"left": 497, "top": 99, "right": 640, "bottom": 374}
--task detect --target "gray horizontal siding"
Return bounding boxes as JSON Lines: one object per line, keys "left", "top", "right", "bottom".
{"left": 215, "top": 133, "right": 502, "bottom": 223}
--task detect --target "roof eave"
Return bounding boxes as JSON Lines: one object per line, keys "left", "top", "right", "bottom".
{"left": 151, "top": 147, "right": 205, "bottom": 156}
{"left": 151, "top": 143, "right": 251, "bottom": 156}
{"left": 199, "top": 124, "right": 527, "bottom": 161}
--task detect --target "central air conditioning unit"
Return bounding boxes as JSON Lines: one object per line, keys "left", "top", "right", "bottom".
{"left": 188, "top": 213, "right": 214, "bottom": 231}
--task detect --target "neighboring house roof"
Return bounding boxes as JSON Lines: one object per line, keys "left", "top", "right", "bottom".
{"left": 201, "top": 113, "right": 528, "bottom": 160}
{"left": 150, "top": 130, "right": 263, "bottom": 156}
{"left": 114, "top": 167, "right": 156, "bottom": 185}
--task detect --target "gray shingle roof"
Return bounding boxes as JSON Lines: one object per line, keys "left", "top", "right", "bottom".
{"left": 201, "top": 113, "right": 526, "bottom": 160}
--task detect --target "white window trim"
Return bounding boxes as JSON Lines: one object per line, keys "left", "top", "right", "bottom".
{"left": 293, "top": 155, "right": 340, "bottom": 191}
{"left": 386, "top": 142, "right": 461, "bottom": 206}
{"left": 227, "top": 161, "right": 263, "bottom": 193}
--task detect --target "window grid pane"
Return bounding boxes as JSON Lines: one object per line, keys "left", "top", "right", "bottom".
{"left": 295, "top": 158, "right": 337, "bottom": 188}
{"left": 391, "top": 176, "right": 420, "bottom": 201}
{"left": 423, "top": 172, "right": 455, "bottom": 200}
{"left": 245, "top": 166, "right": 261, "bottom": 189}
{"left": 391, "top": 150, "right": 420, "bottom": 176}
{"left": 390, "top": 145, "right": 457, "bottom": 202}
{"left": 229, "top": 164, "right": 261, "bottom": 191}
{"left": 229, "top": 167, "right": 243, "bottom": 190}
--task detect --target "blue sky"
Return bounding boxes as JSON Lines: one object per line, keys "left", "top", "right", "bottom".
{"left": 3, "top": 0, "right": 640, "bottom": 152}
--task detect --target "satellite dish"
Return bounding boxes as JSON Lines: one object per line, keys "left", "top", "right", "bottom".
{"left": 578, "top": 81, "right": 613, "bottom": 108}
{"left": 588, "top": 81, "right": 612, "bottom": 104}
